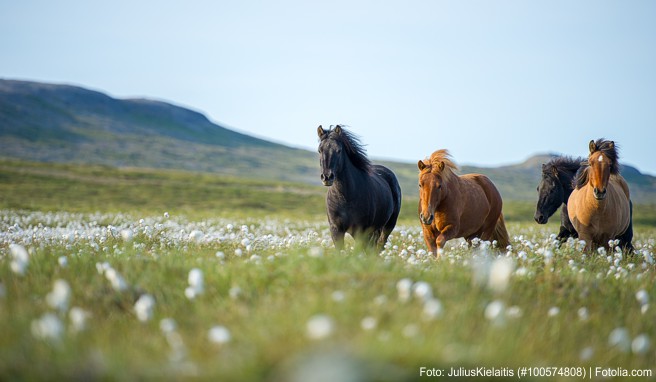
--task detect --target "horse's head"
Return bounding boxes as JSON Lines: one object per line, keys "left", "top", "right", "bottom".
{"left": 534, "top": 164, "right": 563, "bottom": 224}
{"left": 317, "top": 125, "right": 345, "bottom": 186}
{"left": 417, "top": 159, "right": 447, "bottom": 225}
{"left": 588, "top": 139, "right": 615, "bottom": 200}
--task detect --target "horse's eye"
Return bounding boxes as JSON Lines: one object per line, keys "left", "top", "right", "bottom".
{"left": 418, "top": 183, "right": 421, "bottom": 188}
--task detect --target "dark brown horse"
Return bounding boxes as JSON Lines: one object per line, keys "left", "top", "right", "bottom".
{"left": 418, "top": 150, "right": 510, "bottom": 256}
{"left": 317, "top": 125, "right": 402, "bottom": 251}
{"left": 568, "top": 139, "right": 634, "bottom": 252}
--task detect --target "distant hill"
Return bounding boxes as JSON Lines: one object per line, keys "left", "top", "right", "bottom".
{"left": 2, "top": 79, "right": 655, "bottom": 204}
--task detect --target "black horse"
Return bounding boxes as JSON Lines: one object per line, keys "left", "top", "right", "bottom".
{"left": 317, "top": 125, "right": 402, "bottom": 251}
{"left": 534, "top": 156, "right": 581, "bottom": 241}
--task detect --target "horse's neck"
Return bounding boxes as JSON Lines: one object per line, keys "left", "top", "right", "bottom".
{"left": 332, "top": 159, "right": 368, "bottom": 197}
{"left": 559, "top": 172, "right": 576, "bottom": 201}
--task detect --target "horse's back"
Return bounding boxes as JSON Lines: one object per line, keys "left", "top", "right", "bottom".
{"left": 456, "top": 174, "right": 503, "bottom": 235}
{"left": 372, "top": 164, "right": 402, "bottom": 209}
{"left": 461, "top": 174, "right": 503, "bottom": 211}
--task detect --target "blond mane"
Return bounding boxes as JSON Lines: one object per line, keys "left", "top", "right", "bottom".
{"left": 420, "top": 149, "right": 459, "bottom": 181}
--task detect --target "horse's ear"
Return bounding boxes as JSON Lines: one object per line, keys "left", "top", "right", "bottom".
{"left": 334, "top": 125, "right": 342, "bottom": 135}
{"left": 541, "top": 163, "right": 547, "bottom": 171}
{"left": 438, "top": 161, "right": 446, "bottom": 171}
{"left": 589, "top": 140, "right": 596, "bottom": 154}
{"left": 418, "top": 160, "right": 427, "bottom": 171}
{"left": 317, "top": 125, "right": 325, "bottom": 138}
{"left": 608, "top": 141, "right": 615, "bottom": 149}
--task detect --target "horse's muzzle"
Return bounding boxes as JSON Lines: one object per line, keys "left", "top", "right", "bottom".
{"left": 534, "top": 212, "right": 548, "bottom": 224}
{"left": 419, "top": 213, "right": 434, "bottom": 225}
{"left": 593, "top": 187, "right": 607, "bottom": 200}
{"left": 321, "top": 173, "right": 334, "bottom": 186}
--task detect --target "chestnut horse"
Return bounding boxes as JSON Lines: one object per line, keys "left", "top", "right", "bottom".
{"left": 418, "top": 150, "right": 510, "bottom": 256}
{"left": 568, "top": 139, "right": 634, "bottom": 252}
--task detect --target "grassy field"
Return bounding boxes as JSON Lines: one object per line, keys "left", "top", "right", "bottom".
{"left": 1, "top": 160, "right": 655, "bottom": 381}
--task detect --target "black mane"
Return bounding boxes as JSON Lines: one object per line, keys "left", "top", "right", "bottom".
{"left": 323, "top": 125, "right": 372, "bottom": 172}
{"left": 543, "top": 156, "right": 582, "bottom": 179}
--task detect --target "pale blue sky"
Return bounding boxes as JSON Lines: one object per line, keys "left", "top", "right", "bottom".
{"left": 2, "top": 0, "right": 655, "bottom": 174}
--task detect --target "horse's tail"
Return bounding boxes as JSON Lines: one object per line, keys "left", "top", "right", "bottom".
{"left": 492, "top": 213, "right": 510, "bottom": 249}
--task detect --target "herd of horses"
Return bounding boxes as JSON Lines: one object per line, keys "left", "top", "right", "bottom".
{"left": 317, "top": 125, "right": 634, "bottom": 256}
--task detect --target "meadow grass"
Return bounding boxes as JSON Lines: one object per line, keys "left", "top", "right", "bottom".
{"left": 1, "top": 160, "right": 655, "bottom": 381}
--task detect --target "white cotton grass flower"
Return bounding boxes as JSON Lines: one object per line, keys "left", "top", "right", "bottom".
{"left": 306, "top": 314, "right": 335, "bottom": 340}
{"left": 134, "top": 294, "right": 155, "bottom": 322}
{"left": 185, "top": 268, "right": 204, "bottom": 299}
{"left": 160, "top": 318, "right": 177, "bottom": 334}
{"left": 46, "top": 279, "right": 71, "bottom": 313}
{"left": 104, "top": 267, "right": 128, "bottom": 292}
{"left": 69, "top": 307, "right": 91, "bottom": 332}
{"left": 31, "top": 313, "right": 64, "bottom": 342}
{"left": 506, "top": 305, "right": 523, "bottom": 319}
{"left": 422, "top": 298, "right": 444, "bottom": 321}
{"left": 608, "top": 327, "right": 631, "bottom": 353}
{"left": 548, "top": 307, "right": 560, "bottom": 317}
{"left": 58, "top": 256, "right": 68, "bottom": 268}
{"left": 484, "top": 300, "right": 505, "bottom": 325}
{"left": 9, "top": 244, "right": 29, "bottom": 275}
{"left": 631, "top": 334, "right": 651, "bottom": 355}
{"left": 396, "top": 278, "right": 413, "bottom": 302}
{"left": 577, "top": 307, "right": 589, "bottom": 321}
{"left": 331, "top": 290, "right": 345, "bottom": 302}
{"left": 635, "top": 289, "right": 649, "bottom": 306}
{"left": 402, "top": 324, "right": 420, "bottom": 338}
{"left": 189, "top": 230, "right": 204, "bottom": 243}
{"left": 361, "top": 316, "right": 377, "bottom": 331}
{"left": 120, "top": 229, "right": 133, "bottom": 242}
{"left": 229, "top": 286, "right": 242, "bottom": 300}
{"left": 580, "top": 346, "right": 594, "bottom": 361}
{"left": 488, "top": 257, "right": 514, "bottom": 293}
{"left": 208, "top": 325, "right": 231, "bottom": 345}
{"left": 412, "top": 281, "right": 433, "bottom": 302}
{"left": 308, "top": 246, "right": 324, "bottom": 258}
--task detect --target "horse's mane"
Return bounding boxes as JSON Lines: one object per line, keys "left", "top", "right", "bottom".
{"left": 574, "top": 139, "right": 620, "bottom": 189}
{"left": 543, "top": 156, "right": 582, "bottom": 178}
{"left": 420, "top": 149, "right": 459, "bottom": 181}
{"left": 322, "top": 125, "right": 372, "bottom": 172}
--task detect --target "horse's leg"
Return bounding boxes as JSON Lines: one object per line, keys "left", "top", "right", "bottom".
{"left": 421, "top": 224, "right": 438, "bottom": 256}
{"left": 330, "top": 226, "right": 345, "bottom": 250}
{"left": 557, "top": 204, "right": 578, "bottom": 242}
{"left": 616, "top": 200, "right": 635, "bottom": 254}
{"left": 436, "top": 225, "right": 457, "bottom": 249}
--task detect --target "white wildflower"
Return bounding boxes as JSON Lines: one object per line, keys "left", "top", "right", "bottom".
{"left": 632, "top": 334, "right": 650, "bottom": 355}
{"left": 46, "top": 279, "right": 71, "bottom": 313}
{"left": 208, "top": 325, "right": 231, "bottom": 344}
{"left": 306, "top": 314, "right": 334, "bottom": 340}
{"left": 134, "top": 294, "right": 155, "bottom": 322}
{"left": 488, "top": 257, "right": 514, "bottom": 293}
{"left": 9, "top": 244, "right": 29, "bottom": 275}
{"left": 608, "top": 327, "right": 631, "bottom": 353}
{"left": 69, "top": 307, "right": 91, "bottom": 332}
{"left": 31, "top": 313, "right": 64, "bottom": 341}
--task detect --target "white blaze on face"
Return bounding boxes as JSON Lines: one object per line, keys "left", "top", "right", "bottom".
{"left": 598, "top": 155, "right": 603, "bottom": 162}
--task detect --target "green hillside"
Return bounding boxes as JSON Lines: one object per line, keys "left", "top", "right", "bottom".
{"left": 1, "top": 79, "right": 655, "bottom": 204}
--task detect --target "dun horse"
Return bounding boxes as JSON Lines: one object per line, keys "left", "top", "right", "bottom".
{"left": 534, "top": 156, "right": 581, "bottom": 242}
{"left": 317, "top": 125, "right": 402, "bottom": 251}
{"left": 568, "top": 139, "right": 634, "bottom": 252}
{"left": 417, "top": 150, "right": 509, "bottom": 256}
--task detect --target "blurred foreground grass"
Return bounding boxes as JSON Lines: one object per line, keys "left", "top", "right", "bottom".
{"left": 0, "top": 160, "right": 655, "bottom": 381}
